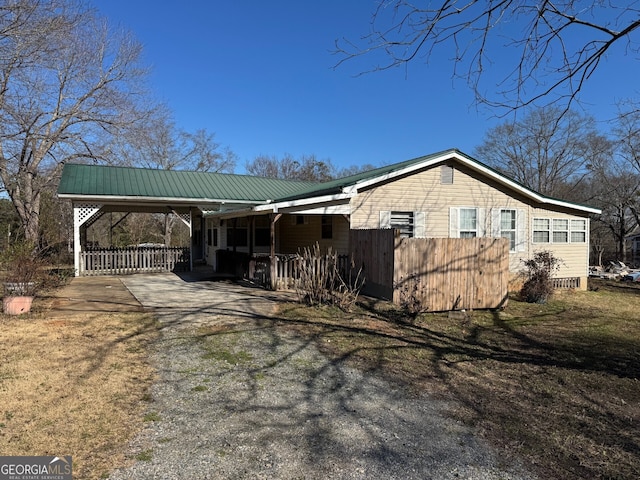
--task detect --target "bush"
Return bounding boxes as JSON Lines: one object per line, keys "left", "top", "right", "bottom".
{"left": 520, "top": 250, "right": 562, "bottom": 303}
{"left": 1, "top": 241, "right": 46, "bottom": 296}
{"left": 395, "top": 274, "right": 428, "bottom": 318}
{"left": 295, "top": 243, "right": 364, "bottom": 311}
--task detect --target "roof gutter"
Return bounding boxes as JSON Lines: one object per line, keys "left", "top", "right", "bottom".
{"left": 253, "top": 192, "right": 354, "bottom": 213}
{"left": 57, "top": 193, "right": 267, "bottom": 206}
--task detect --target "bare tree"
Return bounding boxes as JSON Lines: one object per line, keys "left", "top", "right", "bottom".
{"left": 615, "top": 102, "right": 640, "bottom": 174}
{"left": 117, "top": 108, "right": 237, "bottom": 246}
{"left": 246, "top": 153, "right": 335, "bottom": 181}
{"left": 121, "top": 107, "right": 237, "bottom": 173}
{"left": 474, "top": 107, "right": 610, "bottom": 198}
{"left": 0, "top": 0, "right": 150, "bottom": 242}
{"left": 335, "top": 1, "right": 640, "bottom": 113}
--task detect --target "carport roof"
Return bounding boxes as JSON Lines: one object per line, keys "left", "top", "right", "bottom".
{"left": 57, "top": 163, "right": 316, "bottom": 203}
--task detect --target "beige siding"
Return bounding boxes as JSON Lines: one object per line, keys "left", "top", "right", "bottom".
{"left": 350, "top": 163, "right": 591, "bottom": 285}
{"left": 528, "top": 208, "right": 590, "bottom": 280}
{"left": 278, "top": 214, "right": 349, "bottom": 255}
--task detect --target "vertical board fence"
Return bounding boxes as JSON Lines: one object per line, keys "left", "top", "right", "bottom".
{"left": 350, "top": 229, "right": 509, "bottom": 311}
{"left": 80, "top": 246, "right": 190, "bottom": 276}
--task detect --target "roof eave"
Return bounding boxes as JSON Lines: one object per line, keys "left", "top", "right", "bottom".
{"left": 343, "top": 150, "right": 602, "bottom": 215}
{"left": 57, "top": 193, "right": 267, "bottom": 207}
{"left": 253, "top": 192, "right": 354, "bottom": 213}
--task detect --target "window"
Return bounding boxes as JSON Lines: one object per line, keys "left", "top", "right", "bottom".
{"left": 226, "top": 218, "right": 248, "bottom": 247}
{"left": 553, "top": 219, "right": 569, "bottom": 243}
{"left": 571, "top": 219, "right": 586, "bottom": 243}
{"left": 321, "top": 215, "right": 332, "bottom": 239}
{"left": 390, "top": 211, "right": 414, "bottom": 238}
{"left": 255, "top": 216, "right": 270, "bottom": 247}
{"left": 459, "top": 208, "right": 477, "bottom": 238}
{"left": 213, "top": 228, "right": 218, "bottom": 247}
{"left": 533, "top": 218, "right": 550, "bottom": 243}
{"left": 381, "top": 211, "right": 425, "bottom": 238}
{"left": 534, "top": 217, "right": 587, "bottom": 243}
{"left": 500, "top": 209, "right": 517, "bottom": 251}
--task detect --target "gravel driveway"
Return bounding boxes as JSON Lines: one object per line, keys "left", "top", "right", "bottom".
{"left": 108, "top": 273, "right": 534, "bottom": 480}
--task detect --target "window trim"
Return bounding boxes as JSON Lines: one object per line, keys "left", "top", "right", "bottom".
{"left": 533, "top": 217, "right": 587, "bottom": 244}
{"left": 552, "top": 219, "right": 569, "bottom": 243}
{"left": 459, "top": 207, "right": 478, "bottom": 238}
{"left": 533, "top": 218, "right": 550, "bottom": 243}
{"left": 500, "top": 209, "right": 517, "bottom": 251}
{"left": 570, "top": 219, "right": 586, "bottom": 243}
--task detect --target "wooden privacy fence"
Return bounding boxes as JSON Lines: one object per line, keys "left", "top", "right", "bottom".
{"left": 350, "top": 229, "right": 509, "bottom": 311}
{"left": 80, "top": 246, "right": 190, "bottom": 276}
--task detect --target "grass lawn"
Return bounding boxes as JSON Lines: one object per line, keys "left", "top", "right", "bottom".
{"left": 0, "top": 303, "right": 158, "bottom": 479}
{"left": 0, "top": 277, "right": 637, "bottom": 479}
{"left": 278, "top": 278, "right": 640, "bottom": 480}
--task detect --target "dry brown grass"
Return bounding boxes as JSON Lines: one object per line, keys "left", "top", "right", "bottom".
{"left": 277, "top": 278, "right": 640, "bottom": 480}
{"left": 0, "top": 303, "right": 158, "bottom": 479}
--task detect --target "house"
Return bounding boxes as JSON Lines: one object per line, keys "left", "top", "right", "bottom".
{"left": 57, "top": 149, "right": 600, "bottom": 289}
{"left": 625, "top": 228, "right": 640, "bottom": 266}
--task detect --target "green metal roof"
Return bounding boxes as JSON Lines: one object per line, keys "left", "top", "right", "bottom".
{"left": 58, "top": 163, "right": 316, "bottom": 202}
{"left": 270, "top": 148, "right": 600, "bottom": 213}
{"left": 272, "top": 149, "right": 456, "bottom": 201}
{"left": 57, "top": 150, "right": 600, "bottom": 214}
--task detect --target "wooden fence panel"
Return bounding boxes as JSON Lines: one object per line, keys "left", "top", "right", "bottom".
{"left": 351, "top": 229, "right": 509, "bottom": 311}
{"left": 393, "top": 237, "right": 509, "bottom": 311}
{"left": 350, "top": 229, "right": 395, "bottom": 299}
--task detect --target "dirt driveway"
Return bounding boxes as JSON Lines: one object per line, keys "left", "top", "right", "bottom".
{"left": 91, "top": 272, "right": 535, "bottom": 480}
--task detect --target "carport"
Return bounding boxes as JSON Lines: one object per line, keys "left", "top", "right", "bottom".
{"left": 56, "top": 163, "right": 316, "bottom": 278}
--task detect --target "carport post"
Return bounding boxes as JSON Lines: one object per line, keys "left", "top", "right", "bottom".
{"left": 269, "top": 213, "right": 282, "bottom": 289}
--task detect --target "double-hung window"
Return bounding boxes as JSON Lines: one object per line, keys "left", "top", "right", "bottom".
{"left": 500, "top": 209, "right": 517, "bottom": 251}
{"left": 552, "top": 219, "right": 569, "bottom": 243}
{"left": 459, "top": 208, "right": 478, "bottom": 238}
{"left": 533, "top": 217, "right": 587, "bottom": 243}
{"left": 570, "top": 219, "right": 586, "bottom": 243}
{"left": 533, "top": 218, "right": 550, "bottom": 243}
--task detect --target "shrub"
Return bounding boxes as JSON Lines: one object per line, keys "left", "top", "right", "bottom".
{"left": 295, "top": 243, "right": 364, "bottom": 311}
{"left": 394, "top": 274, "right": 428, "bottom": 318}
{"left": 1, "top": 241, "right": 46, "bottom": 296}
{"left": 520, "top": 250, "right": 563, "bottom": 303}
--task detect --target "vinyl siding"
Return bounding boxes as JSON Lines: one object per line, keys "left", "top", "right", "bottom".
{"left": 529, "top": 208, "right": 590, "bottom": 279}
{"left": 349, "top": 164, "right": 591, "bottom": 282}
{"left": 277, "top": 214, "right": 349, "bottom": 255}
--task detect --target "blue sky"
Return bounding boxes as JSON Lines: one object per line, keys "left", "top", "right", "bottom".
{"left": 96, "top": 1, "right": 639, "bottom": 173}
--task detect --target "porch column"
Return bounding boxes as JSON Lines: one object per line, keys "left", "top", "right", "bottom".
{"left": 269, "top": 213, "right": 282, "bottom": 290}
{"left": 171, "top": 208, "right": 193, "bottom": 272}
{"left": 72, "top": 203, "right": 103, "bottom": 276}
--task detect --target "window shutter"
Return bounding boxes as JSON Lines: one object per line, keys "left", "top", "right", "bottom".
{"left": 491, "top": 208, "right": 501, "bottom": 237}
{"left": 478, "top": 208, "right": 487, "bottom": 237}
{"left": 516, "top": 208, "right": 526, "bottom": 252}
{"left": 414, "top": 211, "right": 426, "bottom": 238}
{"left": 380, "top": 211, "right": 391, "bottom": 229}
{"left": 449, "top": 207, "right": 459, "bottom": 238}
